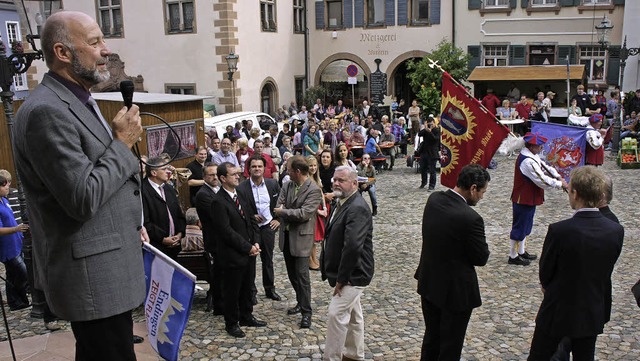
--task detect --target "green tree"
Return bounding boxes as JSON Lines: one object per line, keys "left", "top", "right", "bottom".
{"left": 406, "top": 39, "right": 471, "bottom": 116}
{"left": 303, "top": 86, "right": 327, "bottom": 109}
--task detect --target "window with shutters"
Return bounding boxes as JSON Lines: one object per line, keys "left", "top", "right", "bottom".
{"left": 366, "top": 0, "right": 385, "bottom": 27}
{"left": 165, "top": 84, "right": 196, "bottom": 95}
{"left": 531, "top": 0, "right": 558, "bottom": 6}
{"left": 164, "top": 0, "right": 195, "bottom": 34}
{"left": 410, "top": 0, "right": 430, "bottom": 25}
{"left": 529, "top": 45, "right": 556, "bottom": 65}
{"left": 97, "top": 0, "right": 123, "bottom": 38}
{"left": 483, "top": 0, "right": 509, "bottom": 8}
{"left": 483, "top": 45, "right": 509, "bottom": 66}
{"left": 582, "top": 0, "right": 611, "bottom": 4}
{"left": 5, "top": 22, "right": 27, "bottom": 91}
{"left": 261, "top": 0, "right": 277, "bottom": 32}
{"left": 326, "top": 0, "right": 343, "bottom": 29}
{"left": 294, "top": 0, "right": 305, "bottom": 33}
{"left": 579, "top": 45, "right": 607, "bottom": 82}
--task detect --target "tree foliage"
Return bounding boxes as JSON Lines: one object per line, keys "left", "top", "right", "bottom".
{"left": 406, "top": 39, "right": 471, "bottom": 115}
{"left": 303, "top": 86, "right": 327, "bottom": 109}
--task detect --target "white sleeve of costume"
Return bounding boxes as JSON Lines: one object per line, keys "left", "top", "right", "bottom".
{"left": 586, "top": 129, "right": 603, "bottom": 149}
{"left": 519, "top": 157, "right": 562, "bottom": 190}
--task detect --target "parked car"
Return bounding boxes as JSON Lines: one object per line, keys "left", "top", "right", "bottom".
{"left": 203, "top": 111, "right": 281, "bottom": 138}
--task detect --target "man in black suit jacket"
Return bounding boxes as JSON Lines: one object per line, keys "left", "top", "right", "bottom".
{"left": 142, "top": 157, "right": 187, "bottom": 260}
{"left": 528, "top": 166, "right": 624, "bottom": 361}
{"left": 211, "top": 162, "right": 266, "bottom": 338}
{"left": 417, "top": 117, "right": 441, "bottom": 190}
{"left": 237, "top": 155, "right": 282, "bottom": 301}
{"left": 195, "top": 162, "right": 223, "bottom": 314}
{"left": 415, "top": 164, "right": 491, "bottom": 361}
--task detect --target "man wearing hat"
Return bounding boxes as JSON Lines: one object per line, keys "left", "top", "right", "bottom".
{"left": 508, "top": 133, "right": 568, "bottom": 266}
{"left": 585, "top": 114, "right": 605, "bottom": 166}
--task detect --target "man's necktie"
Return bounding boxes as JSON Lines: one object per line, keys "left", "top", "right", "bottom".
{"left": 329, "top": 200, "right": 341, "bottom": 224}
{"left": 87, "top": 97, "right": 113, "bottom": 139}
{"left": 233, "top": 194, "right": 244, "bottom": 217}
{"left": 159, "top": 185, "right": 175, "bottom": 236}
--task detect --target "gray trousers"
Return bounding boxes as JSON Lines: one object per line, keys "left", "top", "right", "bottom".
{"left": 283, "top": 232, "right": 312, "bottom": 316}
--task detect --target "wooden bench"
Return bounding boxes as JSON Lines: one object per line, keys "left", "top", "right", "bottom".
{"left": 176, "top": 250, "right": 212, "bottom": 284}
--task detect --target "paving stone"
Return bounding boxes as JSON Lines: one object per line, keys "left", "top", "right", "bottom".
{"left": 1, "top": 153, "right": 638, "bottom": 360}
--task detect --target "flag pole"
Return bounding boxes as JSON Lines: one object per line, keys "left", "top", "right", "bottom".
{"left": 427, "top": 58, "right": 514, "bottom": 136}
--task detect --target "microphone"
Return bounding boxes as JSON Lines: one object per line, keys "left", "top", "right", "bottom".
{"left": 120, "top": 80, "right": 135, "bottom": 109}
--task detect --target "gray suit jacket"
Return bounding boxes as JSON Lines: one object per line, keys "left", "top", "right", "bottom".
{"left": 13, "top": 73, "right": 146, "bottom": 322}
{"left": 276, "top": 178, "right": 322, "bottom": 257}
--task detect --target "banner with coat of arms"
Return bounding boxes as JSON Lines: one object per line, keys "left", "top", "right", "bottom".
{"left": 439, "top": 72, "right": 510, "bottom": 188}
{"left": 531, "top": 121, "right": 587, "bottom": 182}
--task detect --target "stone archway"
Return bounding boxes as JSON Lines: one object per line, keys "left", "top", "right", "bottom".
{"left": 314, "top": 53, "right": 372, "bottom": 108}
{"left": 386, "top": 50, "right": 429, "bottom": 105}
{"left": 259, "top": 77, "right": 279, "bottom": 117}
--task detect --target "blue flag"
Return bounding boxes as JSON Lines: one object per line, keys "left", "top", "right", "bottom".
{"left": 531, "top": 121, "right": 587, "bottom": 182}
{"left": 143, "top": 243, "right": 196, "bottom": 361}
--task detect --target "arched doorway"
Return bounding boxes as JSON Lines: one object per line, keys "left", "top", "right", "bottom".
{"left": 391, "top": 58, "right": 421, "bottom": 107}
{"left": 260, "top": 81, "right": 277, "bottom": 116}
{"left": 319, "top": 60, "right": 368, "bottom": 109}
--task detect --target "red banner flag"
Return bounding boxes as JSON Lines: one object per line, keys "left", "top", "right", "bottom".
{"left": 439, "top": 72, "right": 509, "bottom": 188}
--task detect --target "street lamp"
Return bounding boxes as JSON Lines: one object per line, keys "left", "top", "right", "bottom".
{"left": 595, "top": 15, "right": 612, "bottom": 48}
{"left": 226, "top": 52, "right": 239, "bottom": 112}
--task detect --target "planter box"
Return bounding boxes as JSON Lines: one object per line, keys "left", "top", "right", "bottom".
{"left": 618, "top": 149, "right": 639, "bottom": 168}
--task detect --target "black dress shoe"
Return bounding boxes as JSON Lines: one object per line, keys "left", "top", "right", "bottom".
{"left": 133, "top": 335, "right": 144, "bottom": 344}
{"left": 251, "top": 296, "right": 258, "bottom": 305}
{"left": 212, "top": 308, "right": 224, "bottom": 316}
{"left": 225, "top": 324, "right": 245, "bottom": 338}
{"left": 9, "top": 303, "right": 31, "bottom": 311}
{"left": 239, "top": 316, "right": 267, "bottom": 327}
{"left": 508, "top": 255, "right": 531, "bottom": 266}
{"left": 287, "top": 305, "right": 301, "bottom": 315}
{"left": 519, "top": 251, "right": 538, "bottom": 260}
{"left": 265, "top": 290, "right": 281, "bottom": 301}
{"left": 300, "top": 315, "right": 311, "bottom": 329}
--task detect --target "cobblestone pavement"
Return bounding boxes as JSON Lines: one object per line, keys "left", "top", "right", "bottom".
{"left": 2, "top": 154, "right": 639, "bottom": 360}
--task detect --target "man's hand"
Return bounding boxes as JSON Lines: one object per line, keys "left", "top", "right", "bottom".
{"left": 333, "top": 282, "right": 345, "bottom": 297}
{"left": 273, "top": 206, "right": 283, "bottom": 216}
{"left": 112, "top": 105, "right": 142, "bottom": 148}
{"left": 139, "top": 226, "right": 150, "bottom": 243}
{"left": 325, "top": 192, "right": 335, "bottom": 201}
{"left": 162, "top": 235, "right": 180, "bottom": 248}
{"left": 13, "top": 224, "right": 29, "bottom": 233}
{"left": 560, "top": 179, "right": 569, "bottom": 191}
{"left": 255, "top": 214, "right": 266, "bottom": 223}
{"left": 269, "top": 219, "right": 280, "bottom": 230}
{"left": 249, "top": 243, "right": 261, "bottom": 256}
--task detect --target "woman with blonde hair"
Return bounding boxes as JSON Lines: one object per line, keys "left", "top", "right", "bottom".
{"left": 306, "top": 155, "right": 328, "bottom": 270}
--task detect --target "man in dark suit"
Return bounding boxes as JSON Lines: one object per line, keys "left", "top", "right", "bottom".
{"left": 195, "top": 162, "right": 223, "bottom": 314}
{"left": 321, "top": 166, "right": 375, "bottom": 361}
{"left": 417, "top": 116, "right": 441, "bottom": 190}
{"left": 237, "top": 155, "right": 282, "bottom": 301}
{"left": 415, "top": 164, "right": 491, "bottom": 361}
{"left": 186, "top": 146, "right": 208, "bottom": 207}
{"left": 13, "top": 11, "right": 146, "bottom": 359}
{"left": 142, "top": 157, "right": 186, "bottom": 260}
{"left": 211, "top": 162, "right": 266, "bottom": 338}
{"left": 274, "top": 155, "right": 322, "bottom": 328}
{"left": 528, "top": 166, "right": 624, "bottom": 361}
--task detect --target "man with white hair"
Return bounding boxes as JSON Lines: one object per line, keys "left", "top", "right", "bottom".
{"left": 321, "top": 166, "right": 375, "bottom": 361}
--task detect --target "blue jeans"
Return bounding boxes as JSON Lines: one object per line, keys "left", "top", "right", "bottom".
{"left": 360, "top": 184, "right": 378, "bottom": 209}
{"left": 4, "top": 254, "right": 29, "bottom": 308}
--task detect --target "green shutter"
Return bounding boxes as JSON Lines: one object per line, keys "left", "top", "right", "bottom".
{"left": 345, "top": 0, "right": 353, "bottom": 28}
{"left": 613, "top": 0, "right": 625, "bottom": 5}
{"left": 510, "top": 0, "right": 517, "bottom": 8}
{"left": 607, "top": 46, "right": 621, "bottom": 86}
{"left": 468, "top": 0, "right": 481, "bottom": 10}
{"left": 509, "top": 45, "right": 526, "bottom": 66}
{"left": 315, "top": 1, "right": 325, "bottom": 29}
{"left": 398, "top": 0, "right": 408, "bottom": 25}
{"left": 468, "top": 45, "right": 481, "bottom": 71}
{"left": 559, "top": 0, "right": 576, "bottom": 6}
{"left": 558, "top": 45, "right": 576, "bottom": 65}
{"left": 521, "top": 0, "right": 529, "bottom": 8}
{"left": 431, "top": 0, "right": 441, "bottom": 24}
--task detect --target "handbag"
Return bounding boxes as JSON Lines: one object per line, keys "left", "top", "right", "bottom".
{"left": 631, "top": 278, "right": 640, "bottom": 308}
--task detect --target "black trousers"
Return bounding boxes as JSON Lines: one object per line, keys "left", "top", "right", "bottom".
{"left": 258, "top": 225, "right": 276, "bottom": 292}
{"left": 528, "top": 325, "right": 597, "bottom": 361}
{"left": 283, "top": 233, "right": 312, "bottom": 316}
{"left": 210, "top": 252, "right": 225, "bottom": 313}
{"left": 420, "top": 296, "right": 472, "bottom": 361}
{"left": 70, "top": 310, "right": 136, "bottom": 361}
{"left": 420, "top": 157, "right": 438, "bottom": 188}
{"left": 222, "top": 260, "right": 256, "bottom": 327}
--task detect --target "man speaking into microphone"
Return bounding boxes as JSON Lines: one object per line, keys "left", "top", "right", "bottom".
{"left": 13, "top": 11, "right": 146, "bottom": 360}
